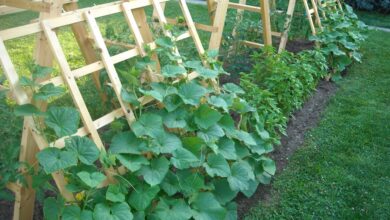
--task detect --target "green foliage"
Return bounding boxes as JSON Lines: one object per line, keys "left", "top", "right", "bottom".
{"left": 240, "top": 47, "right": 328, "bottom": 142}
{"left": 14, "top": 26, "right": 276, "bottom": 219}
{"left": 311, "top": 5, "right": 367, "bottom": 77}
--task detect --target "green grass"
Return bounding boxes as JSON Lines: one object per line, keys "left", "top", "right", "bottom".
{"left": 246, "top": 30, "right": 390, "bottom": 219}
{"left": 356, "top": 10, "right": 390, "bottom": 28}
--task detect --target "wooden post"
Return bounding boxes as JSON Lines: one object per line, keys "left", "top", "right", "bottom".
{"left": 260, "top": 0, "right": 272, "bottom": 46}
{"left": 278, "top": 0, "right": 296, "bottom": 52}
{"left": 63, "top": 2, "right": 106, "bottom": 102}
{"left": 208, "top": 0, "right": 229, "bottom": 50}
{"left": 302, "top": 0, "right": 317, "bottom": 35}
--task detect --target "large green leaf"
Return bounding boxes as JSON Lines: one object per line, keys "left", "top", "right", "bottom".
{"left": 45, "top": 107, "right": 80, "bottom": 138}
{"left": 184, "top": 60, "right": 202, "bottom": 69}
{"left": 176, "top": 170, "right": 207, "bottom": 196}
{"left": 106, "top": 184, "right": 126, "bottom": 203}
{"left": 191, "top": 192, "right": 227, "bottom": 220}
{"left": 14, "top": 104, "right": 45, "bottom": 117}
{"left": 137, "top": 157, "right": 169, "bottom": 186}
{"left": 62, "top": 205, "right": 93, "bottom": 220}
{"left": 223, "top": 83, "right": 244, "bottom": 94}
{"left": 233, "top": 130, "right": 257, "bottom": 146}
{"left": 178, "top": 81, "right": 208, "bottom": 106}
{"left": 33, "top": 83, "right": 65, "bottom": 101}
{"left": 171, "top": 148, "right": 200, "bottom": 169}
{"left": 77, "top": 171, "right": 106, "bottom": 188}
{"left": 227, "top": 161, "right": 255, "bottom": 191}
{"left": 163, "top": 108, "right": 188, "bottom": 129}
{"left": 212, "top": 179, "right": 238, "bottom": 205}
{"left": 130, "top": 113, "right": 164, "bottom": 138}
{"left": 225, "top": 202, "right": 237, "bottom": 220}
{"left": 43, "top": 197, "right": 63, "bottom": 220}
{"left": 241, "top": 179, "right": 259, "bottom": 197}
{"left": 203, "top": 153, "right": 231, "bottom": 177}
{"left": 139, "top": 83, "right": 177, "bottom": 102}
{"left": 161, "top": 171, "right": 180, "bottom": 196}
{"left": 196, "top": 66, "right": 218, "bottom": 79}
{"left": 261, "top": 157, "right": 276, "bottom": 175}
{"left": 65, "top": 136, "right": 99, "bottom": 165}
{"left": 128, "top": 185, "right": 160, "bottom": 211}
{"left": 194, "top": 105, "right": 222, "bottom": 129}
{"left": 150, "top": 132, "right": 182, "bottom": 154}
{"left": 37, "top": 148, "right": 77, "bottom": 174}
{"left": 162, "top": 65, "right": 187, "bottom": 78}
{"left": 93, "top": 202, "right": 133, "bottom": 220}
{"left": 207, "top": 96, "right": 229, "bottom": 112}
{"left": 116, "top": 154, "right": 149, "bottom": 172}
{"left": 217, "top": 138, "right": 236, "bottom": 160}
{"left": 154, "top": 198, "right": 192, "bottom": 220}
{"left": 197, "top": 124, "right": 225, "bottom": 144}
{"left": 121, "top": 89, "right": 140, "bottom": 106}
{"left": 110, "top": 131, "right": 148, "bottom": 154}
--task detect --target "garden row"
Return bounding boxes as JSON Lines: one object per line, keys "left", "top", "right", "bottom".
{"left": 0, "top": 2, "right": 366, "bottom": 220}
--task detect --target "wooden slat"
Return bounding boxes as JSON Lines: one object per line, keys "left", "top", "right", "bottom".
{"left": 278, "top": 0, "right": 296, "bottom": 52}
{"left": 0, "top": 37, "right": 29, "bottom": 105}
{"left": 165, "top": 18, "right": 218, "bottom": 33}
{"left": 0, "top": 0, "right": 51, "bottom": 12}
{"left": 302, "top": 0, "right": 316, "bottom": 35}
{"left": 260, "top": 0, "right": 272, "bottom": 46}
{"left": 242, "top": 40, "right": 264, "bottom": 48}
{"left": 41, "top": 20, "right": 105, "bottom": 150}
{"left": 228, "top": 2, "right": 261, "bottom": 13}
{"left": 84, "top": 10, "right": 136, "bottom": 125}
{"left": 0, "top": 5, "right": 24, "bottom": 15}
{"left": 208, "top": 0, "right": 228, "bottom": 50}
{"left": 0, "top": 0, "right": 169, "bottom": 41}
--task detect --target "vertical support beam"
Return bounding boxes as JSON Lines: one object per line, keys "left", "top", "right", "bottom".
{"left": 260, "top": 0, "right": 272, "bottom": 46}
{"left": 302, "top": 0, "right": 316, "bottom": 35}
{"left": 278, "top": 0, "right": 296, "bottom": 52}
{"left": 12, "top": 123, "right": 38, "bottom": 220}
{"left": 126, "top": 0, "right": 161, "bottom": 73}
{"left": 310, "top": 0, "right": 322, "bottom": 30}
{"left": 207, "top": 0, "right": 218, "bottom": 22}
{"left": 63, "top": 2, "right": 106, "bottom": 102}
{"left": 208, "top": 0, "right": 228, "bottom": 51}
{"left": 13, "top": 1, "right": 62, "bottom": 219}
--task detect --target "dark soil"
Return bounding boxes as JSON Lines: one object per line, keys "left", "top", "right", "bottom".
{"left": 285, "top": 39, "right": 315, "bottom": 53}
{"left": 236, "top": 80, "right": 338, "bottom": 219}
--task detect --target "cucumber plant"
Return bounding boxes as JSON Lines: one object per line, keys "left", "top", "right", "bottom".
{"left": 4, "top": 23, "right": 276, "bottom": 220}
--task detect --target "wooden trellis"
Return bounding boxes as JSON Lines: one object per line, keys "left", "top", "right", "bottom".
{"left": 200, "top": 0, "right": 300, "bottom": 53}
{"left": 0, "top": 0, "right": 211, "bottom": 219}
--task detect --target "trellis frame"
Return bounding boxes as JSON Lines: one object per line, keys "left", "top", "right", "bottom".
{"left": 0, "top": 0, "right": 211, "bottom": 219}
{"left": 201, "top": 0, "right": 301, "bottom": 53}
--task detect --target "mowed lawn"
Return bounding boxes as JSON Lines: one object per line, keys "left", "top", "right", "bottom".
{"left": 246, "top": 30, "right": 390, "bottom": 219}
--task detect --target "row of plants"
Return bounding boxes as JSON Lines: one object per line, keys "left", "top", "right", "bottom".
{"left": 235, "top": 3, "right": 367, "bottom": 143}
{"left": 0, "top": 3, "right": 367, "bottom": 220}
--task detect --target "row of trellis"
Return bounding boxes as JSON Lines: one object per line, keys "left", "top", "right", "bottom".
{"left": 0, "top": 0, "right": 342, "bottom": 219}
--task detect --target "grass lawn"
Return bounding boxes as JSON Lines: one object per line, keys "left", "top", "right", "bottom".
{"left": 356, "top": 10, "right": 390, "bottom": 28}
{"left": 246, "top": 30, "right": 390, "bottom": 219}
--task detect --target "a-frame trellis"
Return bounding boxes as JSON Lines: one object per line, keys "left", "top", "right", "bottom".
{"left": 0, "top": 0, "right": 212, "bottom": 219}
